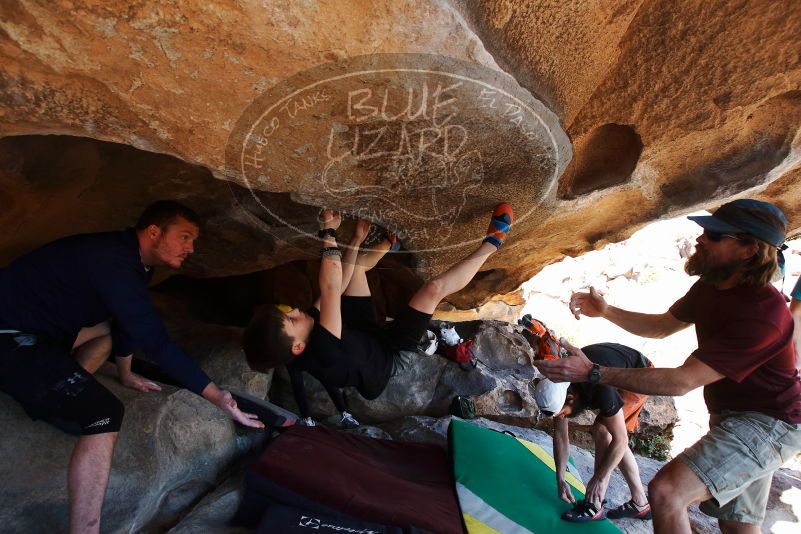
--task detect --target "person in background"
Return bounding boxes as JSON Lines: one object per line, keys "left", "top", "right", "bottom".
{"left": 536, "top": 199, "right": 801, "bottom": 534}
{"left": 535, "top": 342, "right": 653, "bottom": 522}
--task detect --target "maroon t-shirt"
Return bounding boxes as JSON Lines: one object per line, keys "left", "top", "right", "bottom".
{"left": 669, "top": 280, "right": 801, "bottom": 423}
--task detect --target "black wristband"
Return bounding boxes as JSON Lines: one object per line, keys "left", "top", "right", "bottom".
{"left": 320, "top": 247, "right": 342, "bottom": 258}
{"left": 318, "top": 228, "right": 337, "bottom": 239}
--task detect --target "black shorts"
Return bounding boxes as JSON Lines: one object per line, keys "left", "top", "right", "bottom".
{"left": 340, "top": 296, "right": 432, "bottom": 354}
{"left": 0, "top": 332, "right": 123, "bottom": 435}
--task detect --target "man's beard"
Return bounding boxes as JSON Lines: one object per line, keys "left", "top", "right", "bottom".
{"left": 685, "top": 249, "right": 745, "bottom": 285}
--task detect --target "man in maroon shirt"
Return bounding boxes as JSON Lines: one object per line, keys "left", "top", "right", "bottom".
{"left": 535, "top": 199, "right": 801, "bottom": 534}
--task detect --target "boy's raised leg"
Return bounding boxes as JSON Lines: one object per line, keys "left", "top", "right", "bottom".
{"left": 343, "top": 237, "right": 393, "bottom": 297}
{"left": 408, "top": 203, "right": 512, "bottom": 314}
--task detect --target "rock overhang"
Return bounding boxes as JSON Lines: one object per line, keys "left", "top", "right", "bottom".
{"left": 1, "top": 1, "right": 800, "bottom": 309}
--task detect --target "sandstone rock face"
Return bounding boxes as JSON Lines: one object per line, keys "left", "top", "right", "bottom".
{"left": 0, "top": 379, "right": 266, "bottom": 534}
{"left": 432, "top": 321, "right": 542, "bottom": 426}
{"left": 1, "top": 1, "right": 800, "bottom": 307}
{"left": 167, "top": 473, "right": 250, "bottom": 534}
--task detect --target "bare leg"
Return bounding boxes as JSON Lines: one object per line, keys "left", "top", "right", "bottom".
{"left": 344, "top": 240, "right": 391, "bottom": 297}
{"left": 649, "top": 457, "right": 712, "bottom": 534}
{"left": 408, "top": 241, "right": 497, "bottom": 314}
{"left": 357, "top": 239, "right": 391, "bottom": 271}
{"left": 592, "top": 422, "right": 611, "bottom": 474}
{"left": 73, "top": 334, "right": 112, "bottom": 374}
{"left": 72, "top": 322, "right": 113, "bottom": 374}
{"left": 72, "top": 321, "right": 111, "bottom": 349}
{"left": 617, "top": 446, "right": 649, "bottom": 506}
{"left": 68, "top": 432, "right": 117, "bottom": 534}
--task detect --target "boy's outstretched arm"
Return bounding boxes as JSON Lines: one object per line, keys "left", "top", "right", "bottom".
{"left": 318, "top": 209, "right": 342, "bottom": 339}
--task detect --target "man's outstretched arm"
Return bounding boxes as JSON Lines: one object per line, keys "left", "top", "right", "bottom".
{"left": 570, "top": 287, "right": 691, "bottom": 339}
{"left": 93, "top": 262, "right": 264, "bottom": 428}
{"left": 201, "top": 383, "right": 264, "bottom": 427}
{"left": 535, "top": 342, "right": 724, "bottom": 397}
{"left": 600, "top": 357, "right": 723, "bottom": 396}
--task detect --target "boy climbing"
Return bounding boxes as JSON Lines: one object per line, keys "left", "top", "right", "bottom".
{"left": 243, "top": 203, "right": 513, "bottom": 425}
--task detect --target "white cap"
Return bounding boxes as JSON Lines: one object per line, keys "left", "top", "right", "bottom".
{"left": 534, "top": 379, "right": 570, "bottom": 415}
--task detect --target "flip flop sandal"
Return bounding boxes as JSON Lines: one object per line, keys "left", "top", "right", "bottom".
{"left": 483, "top": 203, "right": 513, "bottom": 248}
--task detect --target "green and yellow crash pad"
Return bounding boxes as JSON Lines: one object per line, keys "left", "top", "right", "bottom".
{"left": 449, "top": 419, "right": 622, "bottom": 533}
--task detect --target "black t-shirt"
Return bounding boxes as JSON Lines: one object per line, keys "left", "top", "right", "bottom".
{"left": 295, "top": 306, "right": 394, "bottom": 401}
{"left": 574, "top": 343, "right": 650, "bottom": 418}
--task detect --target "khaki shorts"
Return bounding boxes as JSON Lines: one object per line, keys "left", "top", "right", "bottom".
{"left": 679, "top": 410, "right": 801, "bottom": 524}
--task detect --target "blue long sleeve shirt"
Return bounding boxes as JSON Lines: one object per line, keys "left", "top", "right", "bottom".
{"left": 0, "top": 229, "right": 211, "bottom": 395}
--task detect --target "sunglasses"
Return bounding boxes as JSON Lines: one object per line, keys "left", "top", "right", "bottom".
{"left": 704, "top": 230, "right": 746, "bottom": 242}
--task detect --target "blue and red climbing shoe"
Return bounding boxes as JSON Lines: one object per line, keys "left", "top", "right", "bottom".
{"left": 607, "top": 499, "right": 652, "bottom": 520}
{"left": 385, "top": 232, "right": 401, "bottom": 252}
{"left": 561, "top": 499, "right": 607, "bottom": 523}
{"left": 483, "top": 203, "right": 513, "bottom": 248}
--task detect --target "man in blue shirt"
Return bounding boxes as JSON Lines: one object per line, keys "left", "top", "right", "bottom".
{"left": 0, "top": 200, "right": 263, "bottom": 534}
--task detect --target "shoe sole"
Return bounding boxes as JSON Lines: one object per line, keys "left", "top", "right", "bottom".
{"left": 608, "top": 510, "right": 652, "bottom": 520}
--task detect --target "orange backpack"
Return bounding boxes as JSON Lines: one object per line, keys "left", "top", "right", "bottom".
{"left": 518, "top": 314, "right": 563, "bottom": 361}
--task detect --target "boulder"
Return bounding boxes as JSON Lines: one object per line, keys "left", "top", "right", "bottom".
{"left": 168, "top": 472, "right": 251, "bottom": 534}
{"left": 0, "top": 379, "right": 266, "bottom": 534}
{"left": 342, "top": 424, "right": 393, "bottom": 441}
{"left": 380, "top": 415, "right": 452, "bottom": 446}
{"left": 149, "top": 291, "right": 274, "bottom": 397}
{"left": 157, "top": 321, "right": 273, "bottom": 397}
{"left": 764, "top": 467, "right": 801, "bottom": 533}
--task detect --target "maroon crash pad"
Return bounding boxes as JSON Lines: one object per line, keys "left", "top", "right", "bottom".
{"left": 251, "top": 425, "right": 463, "bottom": 534}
